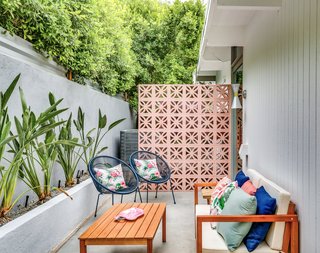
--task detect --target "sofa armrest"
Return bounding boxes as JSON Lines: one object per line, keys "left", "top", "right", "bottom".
{"left": 194, "top": 182, "right": 217, "bottom": 205}
{"left": 196, "top": 214, "right": 299, "bottom": 253}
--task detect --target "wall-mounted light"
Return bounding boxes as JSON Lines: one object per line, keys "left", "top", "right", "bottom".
{"left": 231, "top": 83, "right": 242, "bottom": 109}
{"left": 243, "top": 89, "right": 247, "bottom": 99}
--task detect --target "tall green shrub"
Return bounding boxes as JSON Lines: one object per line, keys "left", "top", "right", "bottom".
{"left": 0, "top": 0, "right": 205, "bottom": 108}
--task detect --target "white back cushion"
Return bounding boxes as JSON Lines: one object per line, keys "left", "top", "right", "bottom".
{"left": 244, "top": 169, "right": 291, "bottom": 250}
{"left": 245, "top": 169, "right": 262, "bottom": 187}
{"left": 259, "top": 177, "right": 290, "bottom": 250}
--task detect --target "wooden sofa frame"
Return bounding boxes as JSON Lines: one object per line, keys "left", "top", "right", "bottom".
{"left": 194, "top": 182, "right": 299, "bottom": 253}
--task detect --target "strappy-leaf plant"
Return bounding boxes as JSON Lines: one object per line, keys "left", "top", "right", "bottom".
{"left": 73, "top": 107, "right": 125, "bottom": 165}
{"left": 56, "top": 113, "right": 84, "bottom": 187}
{"left": 8, "top": 89, "right": 67, "bottom": 203}
{"left": 0, "top": 74, "right": 19, "bottom": 217}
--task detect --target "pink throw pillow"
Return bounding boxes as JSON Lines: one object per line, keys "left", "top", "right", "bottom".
{"left": 241, "top": 180, "right": 257, "bottom": 196}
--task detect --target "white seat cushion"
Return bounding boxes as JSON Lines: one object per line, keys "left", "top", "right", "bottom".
{"left": 202, "top": 222, "right": 279, "bottom": 253}
{"left": 196, "top": 205, "right": 278, "bottom": 253}
{"left": 196, "top": 204, "right": 211, "bottom": 216}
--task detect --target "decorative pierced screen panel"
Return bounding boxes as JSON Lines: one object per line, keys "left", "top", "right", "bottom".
{"left": 138, "top": 84, "right": 232, "bottom": 191}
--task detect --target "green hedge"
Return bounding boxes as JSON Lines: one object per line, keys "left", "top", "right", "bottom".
{"left": 0, "top": 0, "right": 204, "bottom": 108}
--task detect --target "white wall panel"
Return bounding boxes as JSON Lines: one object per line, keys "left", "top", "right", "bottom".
{"left": 243, "top": 0, "right": 320, "bottom": 252}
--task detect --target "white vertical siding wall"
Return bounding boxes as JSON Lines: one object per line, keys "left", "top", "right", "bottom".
{"left": 243, "top": 1, "right": 319, "bottom": 252}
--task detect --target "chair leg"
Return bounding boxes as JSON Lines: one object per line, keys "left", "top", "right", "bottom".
{"left": 170, "top": 179, "right": 176, "bottom": 204}
{"left": 134, "top": 189, "right": 137, "bottom": 202}
{"left": 94, "top": 193, "right": 102, "bottom": 217}
{"left": 146, "top": 183, "right": 149, "bottom": 203}
{"left": 112, "top": 194, "right": 114, "bottom": 205}
{"left": 155, "top": 184, "right": 159, "bottom": 198}
{"left": 138, "top": 187, "right": 143, "bottom": 203}
{"left": 121, "top": 195, "right": 123, "bottom": 203}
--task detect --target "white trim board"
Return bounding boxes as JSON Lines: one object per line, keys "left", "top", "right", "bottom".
{"left": 216, "top": 0, "right": 282, "bottom": 11}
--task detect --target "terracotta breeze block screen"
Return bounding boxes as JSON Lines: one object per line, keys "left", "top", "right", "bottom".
{"left": 138, "top": 84, "right": 232, "bottom": 191}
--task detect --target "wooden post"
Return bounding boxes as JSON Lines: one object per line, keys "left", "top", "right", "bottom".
{"left": 147, "top": 239, "right": 153, "bottom": 253}
{"left": 291, "top": 220, "right": 299, "bottom": 253}
{"left": 80, "top": 240, "right": 87, "bottom": 253}
{"left": 67, "top": 70, "right": 72, "bottom": 80}
{"left": 196, "top": 217, "right": 202, "bottom": 253}
{"left": 282, "top": 202, "right": 296, "bottom": 253}
{"left": 162, "top": 207, "right": 166, "bottom": 242}
{"left": 194, "top": 184, "right": 199, "bottom": 206}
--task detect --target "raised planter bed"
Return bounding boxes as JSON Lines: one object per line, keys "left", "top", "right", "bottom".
{"left": 0, "top": 179, "right": 108, "bottom": 253}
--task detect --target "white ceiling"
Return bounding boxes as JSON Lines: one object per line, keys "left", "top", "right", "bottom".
{"left": 197, "top": 0, "right": 282, "bottom": 77}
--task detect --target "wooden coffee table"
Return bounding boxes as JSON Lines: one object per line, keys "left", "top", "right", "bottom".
{"left": 79, "top": 202, "right": 166, "bottom": 253}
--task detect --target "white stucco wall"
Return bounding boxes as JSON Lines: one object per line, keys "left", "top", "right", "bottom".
{"left": 243, "top": 1, "right": 319, "bottom": 252}
{"left": 0, "top": 32, "right": 135, "bottom": 206}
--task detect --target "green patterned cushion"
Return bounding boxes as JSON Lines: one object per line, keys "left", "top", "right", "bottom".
{"left": 134, "top": 159, "right": 162, "bottom": 181}
{"left": 216, "top": 188, "right": 257, "bottom": 251}
{"left": 94, "top": 164, "right": 127, "bottom": 191}
{"left": 210, "top": 181, "right": 238, "bottom": 228}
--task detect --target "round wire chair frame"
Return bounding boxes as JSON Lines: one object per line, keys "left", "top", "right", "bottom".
{"left": 88, "top": 155, "right": 142, "bottom": 216}
{"left": 129, "top": 150, "right": 176, "bottom": 204}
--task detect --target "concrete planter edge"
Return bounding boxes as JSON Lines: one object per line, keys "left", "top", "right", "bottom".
{"left": 0, "top": 179, "right": 108, "bottom": 253}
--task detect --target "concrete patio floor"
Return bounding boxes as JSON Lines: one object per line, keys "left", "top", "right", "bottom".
{"left": 57, "top": 191, "right": 203, "bottom": 253}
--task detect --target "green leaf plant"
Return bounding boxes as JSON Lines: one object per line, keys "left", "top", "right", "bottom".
{"left": 0, "top": 74, "right": 19, "bottom": 217}
{"left": 7, "top": 89, "right": 67, "bottom": 205}
{"left": 73, "top": 107, "right": 125, "bottom": 165}
{"left": 56, "top": 113, "right": 84, "bottom": 187}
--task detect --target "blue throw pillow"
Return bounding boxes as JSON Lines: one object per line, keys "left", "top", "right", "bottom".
{"left": 235, "top": 170, "right": 249, "bottom": 187}
{"left": 243, "top": 186, "right": 277, "bottom": 252}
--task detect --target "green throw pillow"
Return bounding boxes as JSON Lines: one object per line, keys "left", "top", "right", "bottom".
{"left": 216, "top": 188, "right": 257, "bottom": 252}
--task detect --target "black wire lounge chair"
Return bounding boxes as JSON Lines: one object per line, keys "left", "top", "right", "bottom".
{"left": 129, "top": 150, "right": 176, "bottom": 204}
{"left": 88, "top": 155, "right": 142, "bottom": 217}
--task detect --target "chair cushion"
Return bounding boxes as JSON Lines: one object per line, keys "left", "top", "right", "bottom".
{"left": 208, "top": 177, "right": 231, "bottom": 226}
{"left": 243, "top": 186, "right": 277, "bottom": 252}
{"left": 241, "top": 180, "right": 256, "bottom": 196}
{"left": 94, "top": 164, "right": 127, "bottom": 191}
{"left": 133, "top": 159, "right": 162, "bottom": 180}
{"left": 195, "top": 205, "right": 278, "bottom": 253}
{"left": 196, "top": 204, "right": 211, "bottom": 216}
{"left": 216, "top": 189, "right": 257, "bottom": 251}
{"left": 202, "top": 222, "right": 280, "bottom": 253}
{"left": 210, "top": 181, "right": 238, "bottom": 228}
{"left": 235, "top": 170, "right": 250, "bottom": 187}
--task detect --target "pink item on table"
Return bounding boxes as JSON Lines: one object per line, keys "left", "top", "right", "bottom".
{"left": 115, "top": 207, "right": 144, "bottom": 221}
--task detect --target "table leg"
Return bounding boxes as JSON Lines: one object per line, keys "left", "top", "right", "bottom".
{"left": 80, "top": 240, "right": 87, "bottom": 253}
{"left": 147, "top": 239, "right": 153, "bottom": 253}
{"left": 162, "top": 207, "right": 166, "bottom": 242}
